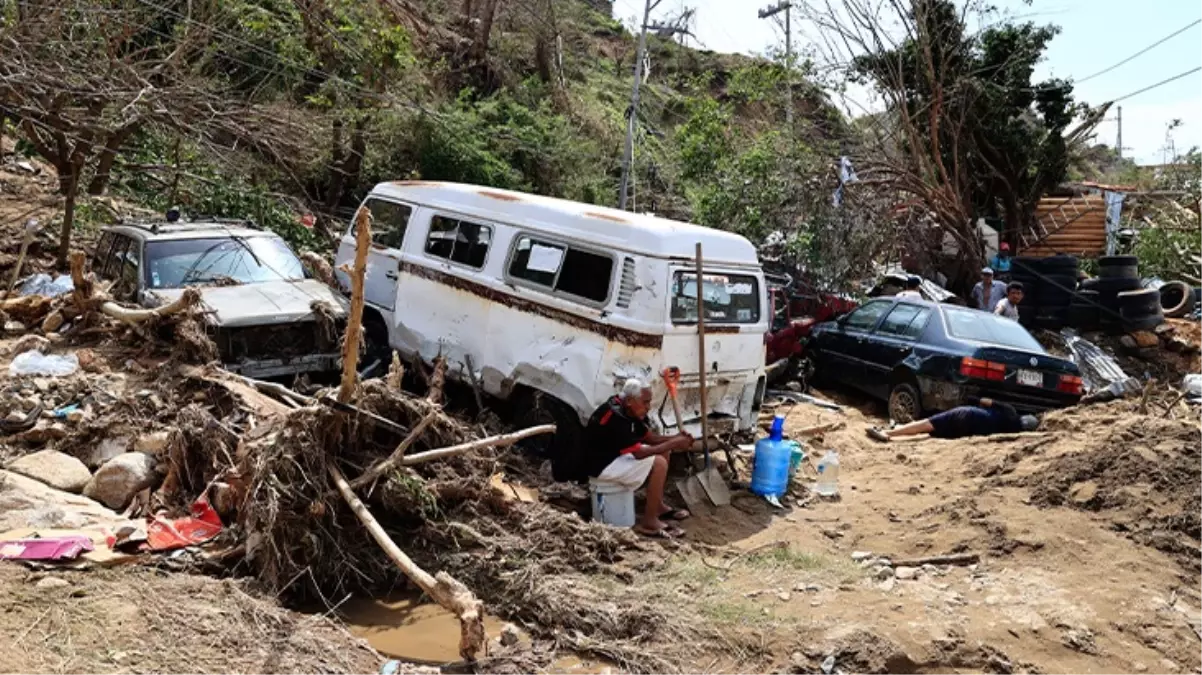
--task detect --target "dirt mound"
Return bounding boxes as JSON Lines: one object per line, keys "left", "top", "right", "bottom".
{"left": 1013, "top": 402, "right": 1200, "bottom": 572}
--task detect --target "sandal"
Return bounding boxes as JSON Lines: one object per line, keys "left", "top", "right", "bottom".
{"left": 633, "top": 524, "right": 685, "bottom": 539}
{"left": 660, "top": 508, "right": 691, "bottom": 521}
{"left": 867, "top": 427, "right": 891, "bottom": 443}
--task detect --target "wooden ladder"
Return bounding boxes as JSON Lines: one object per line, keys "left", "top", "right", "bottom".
{"left": 1020, "top": 193, "right": 1096, "bottom": 251}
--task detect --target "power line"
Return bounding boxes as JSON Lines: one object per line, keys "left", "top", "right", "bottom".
{"left": 1110, "top": 66, "right": 1201, "bottom": 103}
{"left": 1075, "top": 19, "right": 1201, "bottom": 84}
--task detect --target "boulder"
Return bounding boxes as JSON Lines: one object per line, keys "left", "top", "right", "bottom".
{"left": 6, "top": 450, "right": 91, "bottom": 493}
{"left": 0, "top": 469, "right": 126, "bottom": 532}
{"left": 83, "top": 453, "right": 159, "bottom": 510}
{"left": 134, "top": 431, "right": 172, "bottom": 454}
{"left": 895, "top": 566, "right": 919, "bottom": 580}
{"left": 87, "top": 436, "right": 130, "bottom": 470}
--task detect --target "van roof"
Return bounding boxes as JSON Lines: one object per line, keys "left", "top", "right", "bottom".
{"left": 371, "top": 181, "right": 761, "bottom": 266}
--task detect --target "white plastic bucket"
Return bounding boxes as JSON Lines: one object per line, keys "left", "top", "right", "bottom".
{"left": 589, "top": 479, "right": 636, "bottom": 528}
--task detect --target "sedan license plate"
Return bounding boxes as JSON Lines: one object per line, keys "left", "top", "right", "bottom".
{"left": 1017, "top": 369, "right": 1043, "bottom": 387}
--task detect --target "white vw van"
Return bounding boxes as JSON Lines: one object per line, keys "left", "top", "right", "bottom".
{"left": 335, "top": 181, "right": 768, "bottom": 477}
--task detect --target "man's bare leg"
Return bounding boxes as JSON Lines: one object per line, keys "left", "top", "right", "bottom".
{"left": 637, "top": 454, "right": 669, "bottom": 532}
{"left": 868, "top": 419, "right": 935, "bottom": 442}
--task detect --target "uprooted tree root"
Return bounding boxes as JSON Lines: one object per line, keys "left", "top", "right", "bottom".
{"left": 235, "top": 379, "right": 726, "bottom": 672}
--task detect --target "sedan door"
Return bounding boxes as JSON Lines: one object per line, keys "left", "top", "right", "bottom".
{"left": 817, "top": 299, "right": 892, "bottom": 392}
{"left": 861, "top": 303, "right": 933, "bottom": 399}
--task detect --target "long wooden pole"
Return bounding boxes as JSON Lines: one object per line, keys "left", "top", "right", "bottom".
{"left": 338, "top": 207, "right": 371, "bottom": 403}
{"left": 400, "top": 424, "right": 557, "bottom": 466}
{"left": 694, "top": 243, "right": 710, "bottom": 458}
{"left": 328, "top": 464, "right": 485, "bottom": 660}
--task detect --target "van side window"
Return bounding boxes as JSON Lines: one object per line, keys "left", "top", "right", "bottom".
{"left": 508, "top": 236, "right": 614, "bottom": 304}
{"left": 425, "top": 215, "right": 491, "bottom": 269}
{"left": 361, "top": 198, "right": 412, "bottom": 250}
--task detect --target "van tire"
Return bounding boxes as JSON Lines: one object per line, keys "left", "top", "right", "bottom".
{"left": 514, "top": 391, "right": 585, "bottom": 483}
{"left": 362, "top": 311, "right": 391, "bottom": 373}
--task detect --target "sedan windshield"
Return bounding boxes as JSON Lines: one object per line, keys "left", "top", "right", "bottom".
{"left": 943, "top": 307, "right": 1044, "bottom": 352}
{"left": 145, "top": 236, "right": 305, "bottom": 289}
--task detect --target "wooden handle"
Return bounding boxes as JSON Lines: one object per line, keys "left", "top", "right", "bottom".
{"left": 695, "top": 242, "right": 709, "bottom": 453}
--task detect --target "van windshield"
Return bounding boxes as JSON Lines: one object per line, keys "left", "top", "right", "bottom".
{"left": 671, "top": 271, "right": 760, "bottom": 324}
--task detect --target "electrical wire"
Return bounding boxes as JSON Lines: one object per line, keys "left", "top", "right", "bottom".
{"left": 1075, "top": 19, "right": 1201, "bottom": 85}
{"left": 1109, "top": 66, "right": 1201, "bottom": 103}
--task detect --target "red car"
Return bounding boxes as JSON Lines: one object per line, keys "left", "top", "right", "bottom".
{"left": 765, "top": 273, "right": 858, "bottom": 378}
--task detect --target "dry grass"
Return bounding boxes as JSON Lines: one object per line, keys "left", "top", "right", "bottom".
{"left": 0, "top": 564, "right": 380, "bottom": 674}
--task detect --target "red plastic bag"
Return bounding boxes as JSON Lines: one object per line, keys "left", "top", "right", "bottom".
{"left": 146, "top": 496, "right": 223, "bottom": 551}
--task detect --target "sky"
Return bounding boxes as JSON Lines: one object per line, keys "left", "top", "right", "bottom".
{"left": 611, "top": 0, "right": 1202, "bottom": 165}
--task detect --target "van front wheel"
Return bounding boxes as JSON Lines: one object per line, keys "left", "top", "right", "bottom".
{"left": 514, "top": 392, "right": 585, "bottom": 483}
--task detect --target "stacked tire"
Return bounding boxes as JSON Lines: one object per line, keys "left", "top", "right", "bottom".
{"left": 1157, "top": 280, "right": 1195, "bottom": 318}
{"left": 1033, "top": 255, "right": 1079, "bottom": 330}
{"left": 1094, "top": 255, "right": 1144, "bottom": 334}
{"left": 1117, "top": 287, "right": 1164, "bottom": 332}
{"left": 1009, "top": 257, "right": 1043, "bottom": 328}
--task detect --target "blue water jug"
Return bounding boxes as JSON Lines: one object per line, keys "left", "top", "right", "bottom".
{"left": 751, "top": 415, "right": 791, "bottom": 498}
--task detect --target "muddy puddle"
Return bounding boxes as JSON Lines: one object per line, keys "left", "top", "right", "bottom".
{"left": 339, "top": 594, "right": 614, "bottom": 672}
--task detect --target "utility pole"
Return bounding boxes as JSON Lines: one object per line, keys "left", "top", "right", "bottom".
{"left": 758, "top": 1, "right": 793, "bottom": 128}
{"left": 618, "top": 0, "right": 662, "bottom": 211}
{"left": 1116, "top": 105, "right": 1122, "bottom": 159}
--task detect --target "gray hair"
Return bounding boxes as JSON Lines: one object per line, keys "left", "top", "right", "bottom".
{"left": 620, "top": 377, "right": 650, "bottom": 400}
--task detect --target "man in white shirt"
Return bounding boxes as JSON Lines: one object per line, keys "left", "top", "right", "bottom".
{"left": 993, "top": 282, "right": 1024, "bottom": 320}
{"left": 971, "top": 268, "right": 1006, "bottom": 311}
{"left": 896, "top": 275, "right": 924, "bottom": 299}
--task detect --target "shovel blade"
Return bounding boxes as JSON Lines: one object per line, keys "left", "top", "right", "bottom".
{"left": 676, "top": 475, "right": 709, "bottom": 512}
{"left": 696, "top": 467, "right": 731, "bottom": 506}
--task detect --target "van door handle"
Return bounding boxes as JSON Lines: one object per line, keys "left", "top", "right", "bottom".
{"left": 385, "top": 271, "right": 398, "bottom": 280}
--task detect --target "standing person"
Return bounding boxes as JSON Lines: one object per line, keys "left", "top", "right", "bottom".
{"left": 993, "top": 282, "right": 1024, "bottom": 320}
{"left": 971, "top": 268, "right": 1006, "bottom": 311}
{"left": 896, "top": 276, "right": 924, "bottom": 299}
{"left": 584, "top": 378, "right": 694, "bottom": 539}
{"left": 866, "top": 397, "right": 1039, "bottom": 442}
{"left": 990, "top": 243, "right": 1013, "bottom": 280}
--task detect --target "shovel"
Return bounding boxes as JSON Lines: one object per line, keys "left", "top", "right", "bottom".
{"left": 674, "top": 242, "right": 731, "bottom": 508}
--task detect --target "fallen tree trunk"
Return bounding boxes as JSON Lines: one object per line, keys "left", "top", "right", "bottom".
{"left": 99, "top": 288, "right": 200, "bottom": 324}
{"left": 328, "top": 463, "right": 486, "bottom": 661}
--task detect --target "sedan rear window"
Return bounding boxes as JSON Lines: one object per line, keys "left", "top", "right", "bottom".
{"left": 943, "top": 308, "right": 1044, "bottom": 352}
{"left": 671, "top": 272, "right": 760, "bottom": 324}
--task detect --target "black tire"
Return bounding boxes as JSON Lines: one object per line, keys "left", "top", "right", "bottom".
{"left": 1094, "top": 276, "right": 1143, "bottom": 295}
{"left": 1071, "top": 289, "right": 1101, "bottom": 305}
{"left": 1099, "top": 264, "right": 1139, "bottom": 280}
{"left": 361, "top": 312, "right": 392, "bottom": 374}
{"left": 1067, "top": 304, "right": 1100, "bottom": 330}
{"left": 1039, "top": 274, "right": 1078, "bottom": 305}
{"left": 1117, "top": 288, "right": 1162, "bottom": 317}
{"left": 1122, "top": 313, "right": 1164, "bottom": 333}
{"left": 1098, "top": 255, "right": 1138, "bottom": 267}
{"left": 1035, "top": 306, "right": 1070, "bottom": 330}
{"left": 887, "top": 380, "right": 923, "bottom": 425}
{"left": 1043, "top": 254, "right": 1079, "bottom": 274}
{"left": 1079, "top": 278, "right": 1100, "bottom": 291}
{"left": 1012, "top": 257, "right": 1043, "bottom": 275}
{"left": 1017, "top": 304, "right": 1038, "bottom": 327}
{"left": 1158, "top": 281, "right": 1193, "bottom": 318}
{"left": 513, "top": 391, "right": 585, "bottom": 483}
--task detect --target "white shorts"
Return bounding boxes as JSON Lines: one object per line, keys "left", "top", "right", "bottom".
{"left": 595, "top": 454, "right": 657, "bottom": 490}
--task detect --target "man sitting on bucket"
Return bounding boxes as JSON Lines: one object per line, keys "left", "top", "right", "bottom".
{"left": 866, "top": 396, "right": 1039, "bottom": 442}
{"left": 584, "top": 378, "right": 693, "bottom": 539}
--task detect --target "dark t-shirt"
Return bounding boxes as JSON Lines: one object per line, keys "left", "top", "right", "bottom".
{"left": 927, "top": 401, "right": 1020, "bottom": 439}
{"left": 584, "top": 396, "right": 649, "bottom": 477}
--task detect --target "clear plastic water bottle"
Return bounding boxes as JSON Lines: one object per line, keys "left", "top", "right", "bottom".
{"left": 814, "top": 450, "right": 840, "bottom": 497}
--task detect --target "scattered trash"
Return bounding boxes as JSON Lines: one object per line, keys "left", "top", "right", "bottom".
{"left": 0, "top": 534, "right": 94, "bottom": 561}
{"left": 8, "top": 351, "right": 80, "bottom": 377}
{"left": 1060, "top": 329, "right": 1138, "bottom": 395}
{"left": 821, "top": 654, "right": 837, "bottom": 674}
{"left": 18, "top": 273, "right": 75, "bottom": 298}
{"left": 1185, "top": 374, "right": 1202, "bottom": 401}
{"left": 767, "top": 390, "right": 845, "bottom": 412}
{"left": 380, "top": 661, "right": 402, "bottom": 675}
{"left": 146, "top": 496, "right": 223, "bottom": 551}
{"left": 52, "top": 403, "right": 81, "bottom": 419}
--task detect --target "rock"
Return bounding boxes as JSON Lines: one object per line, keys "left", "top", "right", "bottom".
{"left": 851, "top": 550, "right": 874, "bottom": 562}
{"left": 876, "top": 558, "right": 892, "bottom": 567}
{"left": 878, "top": 577, "right": 896, "bottom": 592}
{"left": 7, "top": 334, "right": 49, "bottom": 355}
{"left": 921, "top": 563, "right": 941, "bottom": 576}
{"left": 6, "top": 450, "right": 91, "bottom": 494}
{"left": 895, "top": 566, "right": 919, "bottom": 580}
{"left": 875, "top": 567, "right": 895, "bottom": 581}
{"left": 1118, "top": 335, "right": 1139, "bottom": 351}
{"left": 985, "top": 594, "right": 1001, "bottom": 606}
{"left": 0, "top": 469, "right": 130, "bottom": 532}
{"left": 794, "top": 583, "right": 821, "bottom": 593}
{"left": 32, "top": 378, "right": 52, "bottom": 393}
{"left": 1131, "top": 331, "right": 1160, "bottom": 348}
{"left": 1069, "top": 481, "right": 1098, "bottom": 504}
{"left": 5, "top": 410, "right": 27, "bottom": 425}
{"left": 134, "top": 431, "right": 172, "bottom": 454}
{"left": 83, "top": 453, "right": 159, "bottom": 510}
{"left": 1133, "top": 663, "right": 1147, "bottom": 672}
{"left": 66, "top": 409, "right": 86, "bottom": 424}
{"left": 499, "top": 623, "right": 522, "bottom": 647}
{"left": 777, "top": 591, "right": 791, "bottom": 601}
{"left": 35, "top": 576, "right": 70, "bottom": 590}
{"left": 88, "top": 437, "right": 130, "bottom": 470}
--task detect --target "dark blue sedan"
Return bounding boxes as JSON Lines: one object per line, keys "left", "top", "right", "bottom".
{"left": 806, "top": 297, "right": 1083, "bottom": 421}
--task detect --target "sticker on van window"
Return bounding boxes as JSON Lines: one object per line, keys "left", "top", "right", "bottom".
{"left": 726, "top": 282, "right": 753, "bottom": 295}
{"left": 527, "top": 244, "right": 564, "bottom": 273}
{"left": 737, "top": 309, "right": 752, "bottom": 320}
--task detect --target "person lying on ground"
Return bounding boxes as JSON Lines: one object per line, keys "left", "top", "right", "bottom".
{"left": 866, "top": 397, "right": 1039, "bottom": 442}
{"left": 584, "top": 378, "right": 694, "bottom": 539}
{"left": 993, "top": 281, "right": 1024, "bottom": 321}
